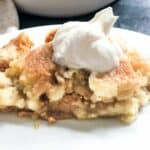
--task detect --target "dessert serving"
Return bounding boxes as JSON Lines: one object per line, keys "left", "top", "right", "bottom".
{"left": 0, "top": 7, "right": 150, "bottom": 124}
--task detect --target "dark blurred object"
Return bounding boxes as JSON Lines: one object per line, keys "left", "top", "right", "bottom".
{"left": 15, "top": 0, "right": 116, "bottom": 17}
{"left": 18, "top": 0, "right": 150, "bottom": 35}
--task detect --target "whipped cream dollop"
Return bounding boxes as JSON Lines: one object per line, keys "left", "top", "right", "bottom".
{"left": 52, "top": 7, "right": 123, "bottom": 72}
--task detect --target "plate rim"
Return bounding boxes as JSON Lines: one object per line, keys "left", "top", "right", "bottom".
{"left": 0, "top": 25, "right": 150, "bottom": 38}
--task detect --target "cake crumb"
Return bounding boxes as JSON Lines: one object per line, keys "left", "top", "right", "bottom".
{"left": 48, "top": 117, "right": 56, "bottom": 124}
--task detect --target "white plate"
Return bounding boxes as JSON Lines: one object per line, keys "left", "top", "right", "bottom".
{"left": 0, "top": 26, "right": 150, "bottom": 150}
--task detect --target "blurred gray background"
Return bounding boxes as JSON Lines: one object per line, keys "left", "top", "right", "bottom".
{"left": 17, "top": 0, "right": 150, "bottom": 35}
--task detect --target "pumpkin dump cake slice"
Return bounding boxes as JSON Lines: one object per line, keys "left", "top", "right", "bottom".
{"left": 0, "top": 32, "right": 149, "bottom": 123}
{"left": 0, "top": 7, "right": 150, "bottom": 124}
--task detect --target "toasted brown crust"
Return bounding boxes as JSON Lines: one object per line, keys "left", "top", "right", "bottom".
{"left": 10, "top": 33, "right": 33, "bottom": 52}
{"left": 0, "top": 60, "right": 9, "bottom": 71}
{"left": 24, "top": 43, "right": 55, "bottom": 81}
{"left": 0, "top": 33, "right": 33, "bottom": 71}
{"left": 45, "top": 28, "right": 58, "bottom": 43}
{"left": 22, "top": 43, "right": 56, "bottom": 96}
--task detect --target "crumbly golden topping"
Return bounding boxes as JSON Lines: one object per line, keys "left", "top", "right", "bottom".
{"left": 0, "top": 33, "right": 33, "bottom": 71}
